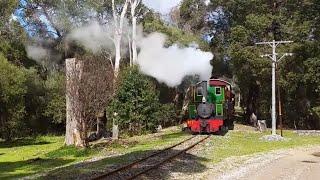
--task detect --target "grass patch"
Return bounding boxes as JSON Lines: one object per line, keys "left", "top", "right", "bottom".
{"left": 1, "top": 128, "right": 320, "bottom": 179}
{"left": 0, "top": 136, "right": 99, "bottom": 179}
{"left": 44, "top": 131, "right": 192, "bottom": 179}
{"left": 0, "top": 128, "right": 189, "bottom": 179}
{"left": 208, "top": 130, "right": 320, "bottom": 163}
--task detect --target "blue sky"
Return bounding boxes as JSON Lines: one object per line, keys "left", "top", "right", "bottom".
{"left": 14, "top": 0, "right": 58, "bottom": 38}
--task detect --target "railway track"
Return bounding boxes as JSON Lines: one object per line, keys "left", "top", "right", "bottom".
{"left": 92, "top": 135, "right": 211, "bottom": 180}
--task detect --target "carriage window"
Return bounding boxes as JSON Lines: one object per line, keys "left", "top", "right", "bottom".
{"left": 215, "top": 87, "right": 221, "bottom": 95}
{"left": 197, "top": 87, "right": 203, "bottom": 96}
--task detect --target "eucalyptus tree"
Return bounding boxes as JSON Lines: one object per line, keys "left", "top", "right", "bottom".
{"left": 211, "top": 0, "right": 320, "bottom": 128}
{"left": 129, "top": 0, "right": 141, "bottom": 64}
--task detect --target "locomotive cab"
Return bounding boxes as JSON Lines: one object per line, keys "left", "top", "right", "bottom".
{"left": 186, "top": 79, "right": 235, "bottom": 134}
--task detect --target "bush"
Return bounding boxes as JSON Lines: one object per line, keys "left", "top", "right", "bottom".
{"left": 0, "top": 53, "right": 66, "bottom": 140}
{"left": 107, "top": 66, "right": 176, "bottom": 135}
{"left": 23, "top": 68, "right": 48, "bottom": 134}
{"left": 43, "top": 72, "right": 66, "bottom": 125}
{"left": 0, "top": 54, "right": 28, "bottom": 141}
{"left": 153, "top": 103, "right": 177, "bottom": 127}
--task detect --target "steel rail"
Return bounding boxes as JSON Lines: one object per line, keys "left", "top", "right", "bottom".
{"left": 92, "top": 135, "right": 197, "bottom": 180}
{"left": 128, "top": 135, "right": 211, "bottom": 180}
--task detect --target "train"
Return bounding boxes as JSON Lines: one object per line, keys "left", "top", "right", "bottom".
{"left": 184, "top": 79, "right": 235, "bottom": 134}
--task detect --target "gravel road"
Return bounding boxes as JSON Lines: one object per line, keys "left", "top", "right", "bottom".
{"left": 149, "top": 144, "right": 320, "bottom": 180}
{"left": 214, "top": 146, "right": 320, "bottom": 180}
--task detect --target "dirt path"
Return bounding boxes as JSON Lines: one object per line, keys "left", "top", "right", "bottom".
{"left": 215, "top": 146, "right": 320, "bottom": 180}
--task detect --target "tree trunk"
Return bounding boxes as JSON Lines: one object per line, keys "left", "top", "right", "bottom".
{"left": 112, "top": 36, "right": 121, "bottom": 140}
{"left": 111, "top": 0, "right": 129, "bottom": 140}
{"left": 245, "top": 83, "right": 260, "bottom": 125}
{"left": 114, "top": 35, "right": 121, "bottom": 79}
{"left": 65, "top": 58, "right": 87, "bottom": 147}
{"left": 180, "top": 87, "right": 191, "bottom": 123}
{"left": 132, "top": 16, "right": 138, "bottom": 64}
{"left": 128, "top": 34, "right": 133, "bottom": 66}
{"left": 96, "top": 111, "right": 107, "bottom": 138}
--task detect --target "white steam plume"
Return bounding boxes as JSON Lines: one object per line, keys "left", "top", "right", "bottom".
{"left": 137, "top": 33, "right": 213, "bottom": 87}
{"left": 26, "top": 45, "right": 62, "bottom": 68}
{"left": 68, "top": 21, "right": 114, "bottom": 53}
{"left": 26, "top": 45, "right": 49, "bottom": 61}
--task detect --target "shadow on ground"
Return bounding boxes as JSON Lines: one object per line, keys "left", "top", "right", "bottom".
{"left": 160, "top": 132, "right": 188, "bottom": 140}
{"left": 0, "top": 138, "right": 51, "bottom": 148}
{"left": 301, "top": 160, "right": 318, "bottom": 164}
{"left": 42, "top": 149, "right": 209, "bottom": 180}
{"left": 312, "top": 152, "right": 320, "bottom": 157}
{"left": 0, "top": 158, "right": 73, "bottom": 179}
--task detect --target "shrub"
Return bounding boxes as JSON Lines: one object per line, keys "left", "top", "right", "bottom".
{"left": 0, "top": 54, "right": 27, "bottom": 141}
{"left": 153, "top": 103, "right": 177, "bottom": 128}
{"left": 23, "top": 68, "right": 49, "bottom": 134}
{"left": 43, "top": 72, "right": 66, "bottom": 125}
{"left": 107, "top": 66, "right": 175, "bottom": 135}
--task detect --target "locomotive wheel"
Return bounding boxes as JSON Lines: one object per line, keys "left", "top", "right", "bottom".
{"left": 228, "top": 123, "right": 234, "bottom": 130}
{"left": 219, "top": 126, "right": 228, "bottom": 136}
{"left": 191, "top": 131, "right": 200, "bottom": 135}
{"left": 182, "top": 127, "right": 191, "bottom": 133}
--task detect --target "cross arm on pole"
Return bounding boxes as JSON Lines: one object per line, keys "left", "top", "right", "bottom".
{"left": 278, "top": 53, "right": 294, "bottom": 62}
{"left": 256, "top": 40, "right": 293, "bottom": 48}
{"left": 256, "top": 41, "right": 293, "bottom": 45}
{"left": 256, "top": 42, "right": 273, "bottom": 48}
{"left": 260, "top": 54, "right": 273, "bottom": 60}
{"left": 255, "top": 39, "right": 293, "bottom": 136}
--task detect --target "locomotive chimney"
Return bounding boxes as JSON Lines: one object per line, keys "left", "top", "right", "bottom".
{"left": 202, "top": 81, "right": 208, "bottom": 101}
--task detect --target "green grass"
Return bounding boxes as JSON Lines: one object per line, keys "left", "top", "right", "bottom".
{"left": 208, "top": 130, "right": 320, "bottom": 163}
{"left": 0, "top": 129, "right": 190, "bottom": 179}
{"left": 44, "top": 131, "right": 193, "bottom": 179}
{"left": 1, "top": 129, "right": 320, "bottom": 179}
{"left": 0, "top": 136, "right": 99, "bottom": 179}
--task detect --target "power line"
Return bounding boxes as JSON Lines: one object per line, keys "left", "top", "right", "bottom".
{"left": 256, "top": 40, "right": 293, "bottom": 135}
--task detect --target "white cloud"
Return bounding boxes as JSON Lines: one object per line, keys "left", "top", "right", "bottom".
{"left": 142, "top": 0, "right": 182, "bottom": 14}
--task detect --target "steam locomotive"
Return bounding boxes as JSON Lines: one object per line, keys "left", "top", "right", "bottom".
{"left": 184, "top": 79, "right": 235, "bottom": 134}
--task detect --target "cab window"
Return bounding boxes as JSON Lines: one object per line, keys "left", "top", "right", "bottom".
{"left": 197, "top": 87, "right": 203, "bottom": 96}
{"left": 215, "top": 87, "right": 221, "bottom": 95}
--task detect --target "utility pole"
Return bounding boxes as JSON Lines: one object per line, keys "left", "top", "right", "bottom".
{"left": 256, "top": 40, "right": 293, "bottom": 135}
{"left": 276, "top": 64, "right": 283, "bottom": 136}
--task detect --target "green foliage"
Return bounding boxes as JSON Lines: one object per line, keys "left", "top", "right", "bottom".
{"left": 43, "top": 73, "right": 66, "bottom": 125}
{"left": 207, "top": 0, "right": 320, "bottom": 128}
{"left": 0, "top": 0, "right": 31, "bottom": 66}
{"left": 0, "top": 54, "right": 28, "bottom": 141}
{"left": 0, "top": 0, "right": 18, "bottom": 26}
{"left": 23, "top": 68, "right": 47, "bottom": 133}
{"left": 179, "top": 0, "right": 207, "bottom": 33}
{"left": 143, "top": 13, "right": 208, "bottom": 49}
{"left": 108, "top": 66, "right": 175, "bottom": 135}
{"left": 153, "top": 103, "right": 177, "bottom": 127}
{"left": 0, "top": 51, "right": 66, "bottom": 140}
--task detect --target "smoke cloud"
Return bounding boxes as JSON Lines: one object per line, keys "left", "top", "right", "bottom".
{"left": 68, "top": 21, "right": 114, "bottom": 53}
{"left": 26, "top": 45, "right": 49, "bottom": 61}
{"left": 137, "top": 33, "right": 213, "bottom": 87}
{"left": 26, "top": 45, "right": 62, "bottom": 66}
